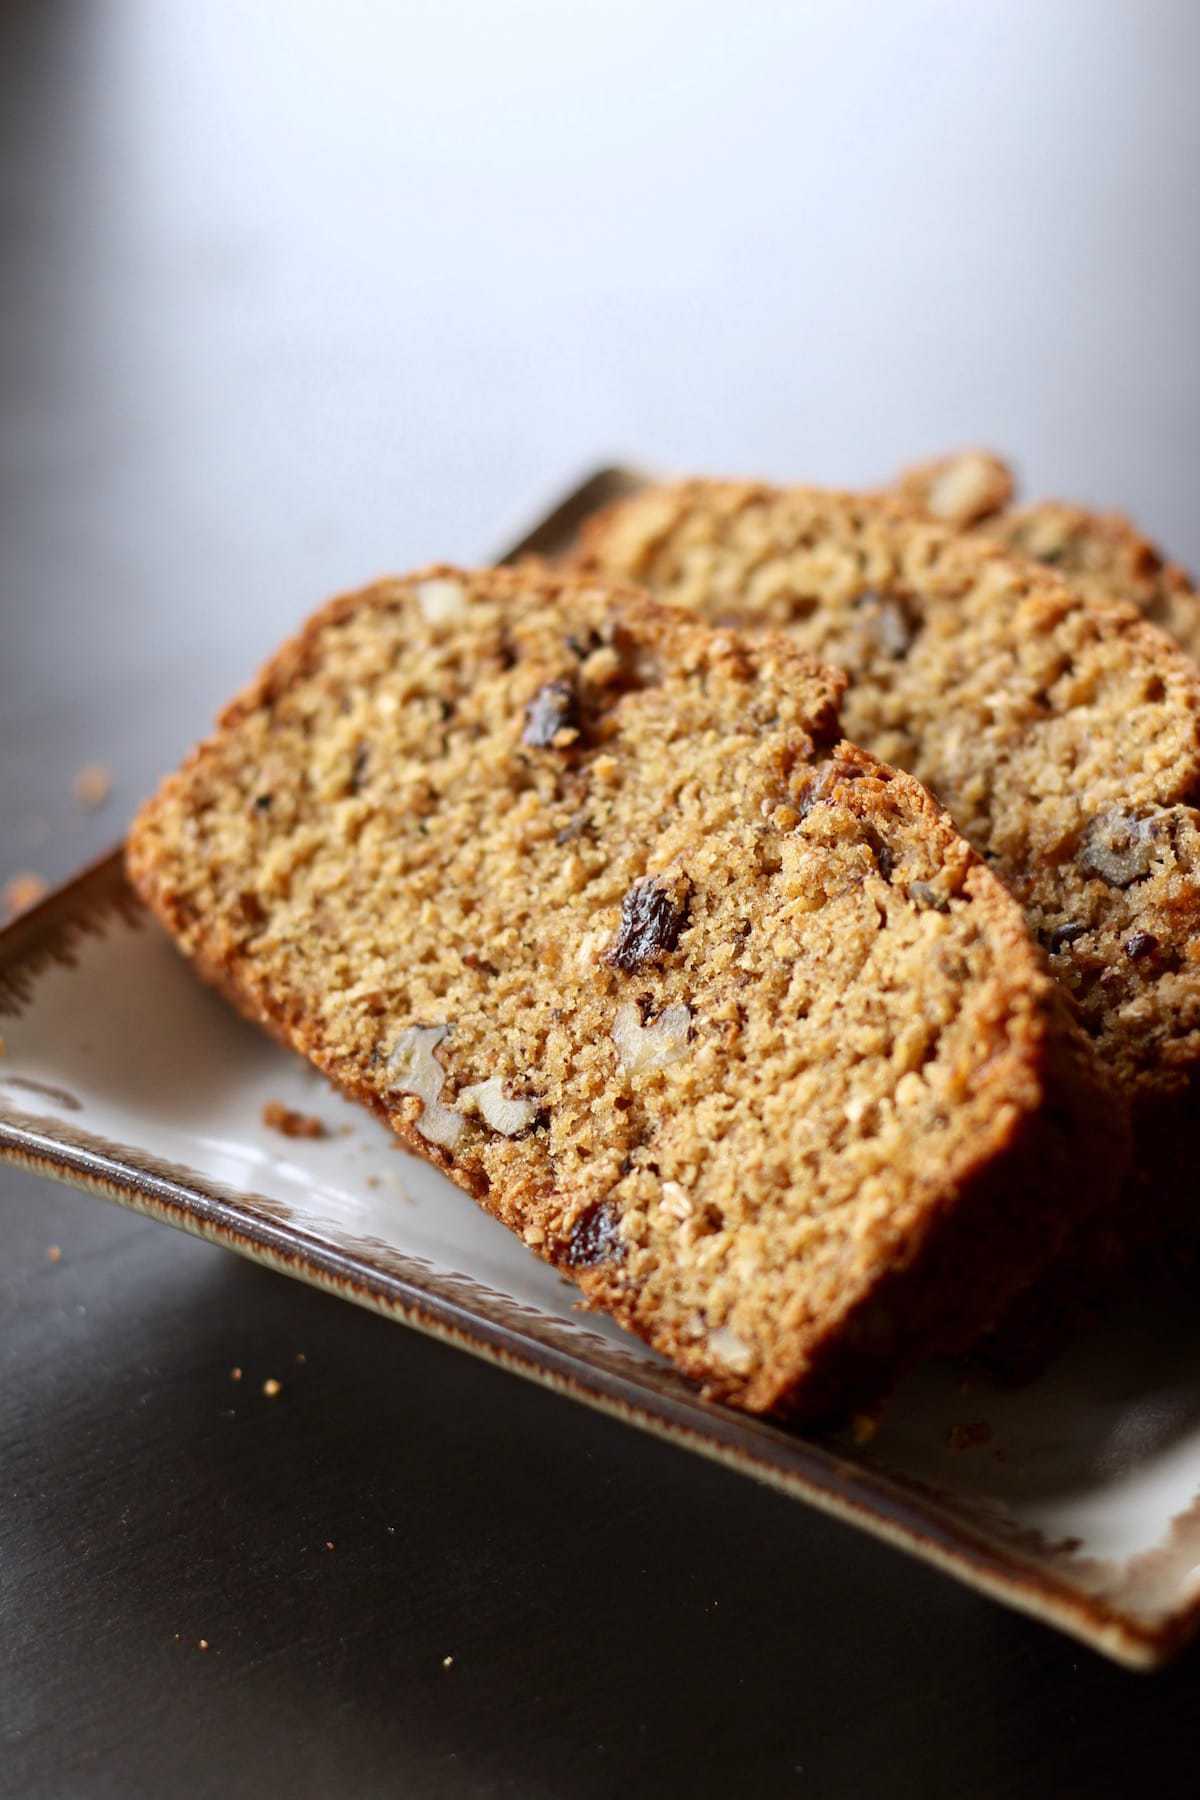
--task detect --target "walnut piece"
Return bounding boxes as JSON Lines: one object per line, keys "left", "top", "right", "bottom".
{"left": 414, "top": 577, "right": 467, "bottom": 624}
{"left": 857, "top": 593, "right": 916, "bottom": 660}
{"left": 612, "top": 1001, "right": 692, "bottom": 1075}
{"left": 1078, "top": 808, "right": 1158, "bottom": 889}
{"left": 388, "top": 1024, "right": 463, "bottom": 1148}
{"left": 459, "top": 1075, "right": 539, "bottom": 1137}
{"left": 660, "top": 1181, "right": 693, "bottom": 1220}
{"left": 707, "top": 1324, "right": 754, "bottom": 1374}
{"left": 924, "top": 451, "right": 1011, "bottom": 527}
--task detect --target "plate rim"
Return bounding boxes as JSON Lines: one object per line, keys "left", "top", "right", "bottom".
{"left": 2, "top": 466, "right": 1197, "bottom": 1673}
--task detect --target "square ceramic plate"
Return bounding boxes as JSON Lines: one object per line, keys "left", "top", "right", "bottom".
{"left": 4, "top": 467, "right": 1200, "bottom": 1672}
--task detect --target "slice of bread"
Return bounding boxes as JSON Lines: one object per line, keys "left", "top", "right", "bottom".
{"left": 574, "top": 482, "right": 1200, "bottom": 1165}
{"left": 127, "top": 566, "right": 1122, "bottom": 1419}
{"left": 891, "top": 451, "right": 1200, "bottom": 662}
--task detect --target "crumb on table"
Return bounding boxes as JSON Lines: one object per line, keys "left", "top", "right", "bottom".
{"left": 261, "top": 1100, "right": 327, "bottom": 1139}
{"left": 850, "top": 1409, "right": 880, "bottom": 1446}
{"left": 262, "top": 1377, "right": 282, "bottom": 1398}
{"left": 947, "top": 1420, "right": 993, "bottom": 1453}
{"left": 3, "top": 872, "right": 48, "bottom": 919}
{"left": 72, "top": 762, "right": 113, "bottom": 810}
{"left": 46, "top": 1245, "right": 62, "bottom": 1264}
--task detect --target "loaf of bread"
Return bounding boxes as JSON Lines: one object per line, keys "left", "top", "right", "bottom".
{"left": 891, "top": 450, "right": 1200, "bottom": 662}
{"left": 127, "top": 566, "right": 1123, "bottom": 1419}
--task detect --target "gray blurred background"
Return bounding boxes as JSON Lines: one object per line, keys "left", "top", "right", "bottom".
{"left": 3, "top": 0, "right": 1198, "bottom": 887}
{"left": 4, "top": 6, "right": 1200, "bottom": 1790}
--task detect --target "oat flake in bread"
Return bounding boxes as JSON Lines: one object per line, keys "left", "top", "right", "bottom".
{"left": 127, "top": 566, "right": 1123, "bottom": 1420}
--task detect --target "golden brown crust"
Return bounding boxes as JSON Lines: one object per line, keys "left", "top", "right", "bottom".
{"left": 888, "top": 451, "right": 1200, "bottom": 664}
{"left": 982, "top": 503, "right": 1200, "bottom": 665}
{"left": 128, "top": 565, "right": 1125, "bottom": 1419}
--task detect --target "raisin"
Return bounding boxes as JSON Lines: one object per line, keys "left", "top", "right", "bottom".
{"left": 349, "top": 745, "right": 370, "bottom": 793}
{"left": 253, "top": 793, "right": 273, "bottom": 812}
{"left": 1078, "top": 809, "right": 1158, "bottom": 888}
{"left": 606, "top": 875, "right": 691, "bottom": 972}
{"left": 1125, "top": 931, "right": 1158, "bottom": 961}
{"left": 1048, "top": 921, "right": 1088, "bottom": 954}
{"left": 523, "top": 679, "right": 579, "bottom": 748}
{"left": 555, "top": 810, "right": 593, "bottom": 846}
{"left": 238, "top": 890, "right": 266, "bottom": 926}
{"left": 862, "top": 829, "right": 894, "bottom": 880}
{"left": 910, "top": 881, "right": 950, "bottom": 913}
{"left": 566, "top": 1202, "right": 624, "bottom": 1268}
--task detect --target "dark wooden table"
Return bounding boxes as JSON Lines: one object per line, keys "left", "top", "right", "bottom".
{"left": 4, "top": 6, "right": 1199, "bottom": 1794}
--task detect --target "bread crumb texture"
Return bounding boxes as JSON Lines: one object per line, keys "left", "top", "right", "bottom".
{"left": 985, "top": 504, "right": 1200, "bottom": 667}
{"left": 890, "top": 451, "right": 1200, "bottom": 677}
{"left": 128, "top": 566, "right": 1122, "bottom": 1418}
{"left": 576, "top": 482, "right": 1200, "bottom": 1112}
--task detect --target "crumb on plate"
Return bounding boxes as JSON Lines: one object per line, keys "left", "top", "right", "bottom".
{"left": 947, "top": 1420, "right": 993, "bottom": 1452}
{"left": 73, "top": 762, "right": 113, "bottom": 810}
{"left": 261, "top": 1100, "right": 327, "bottom": 1139}
{"left": 3, "top": 872, "right": 48, "bottom": 919}
{"left": 850, "top": 1410, "right": 880, "bottom": 1446}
